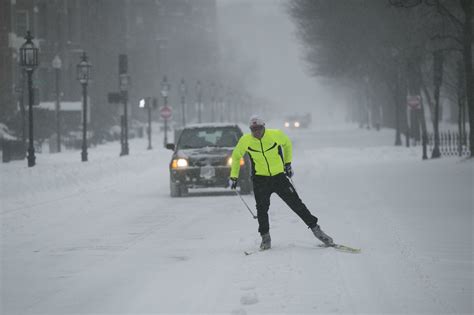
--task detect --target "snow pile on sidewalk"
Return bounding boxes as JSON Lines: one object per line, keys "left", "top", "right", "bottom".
{"left": 1, "top": 137, "right": 170, "bottom": 214}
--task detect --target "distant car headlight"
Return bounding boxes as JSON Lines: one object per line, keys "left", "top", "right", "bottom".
{"left": 171, "top": 158, "right": 189, "bottom": 169}
{"left": 294, "top": 121, "right": 300, "bottom": 128}
{"left": 284, "top": 122, "right": 290, "bottom": 128}
{"left": 227, "top": 157, "right": 245, "bottom": 166}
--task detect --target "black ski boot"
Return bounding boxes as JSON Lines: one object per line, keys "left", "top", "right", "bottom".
{"left": 260, "top": 233, "right": 271, "bottom": 250}
{"left": 311, "top": 224, "right": 333, "bottom": 246}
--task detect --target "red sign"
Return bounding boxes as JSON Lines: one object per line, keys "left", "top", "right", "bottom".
{"left": 160, "top": 106, "right": 172, "bottom": 119}
{"left": 407, "top": 95, "right": 421, "bottom": 110}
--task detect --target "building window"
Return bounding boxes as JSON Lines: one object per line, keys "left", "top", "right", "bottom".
{"left": 16, "top": 10, "right": 29, "bottom": 36}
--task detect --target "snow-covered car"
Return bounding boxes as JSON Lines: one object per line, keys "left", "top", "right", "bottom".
{"left": 165, "top": 123, "right": 253, "bottom": 197}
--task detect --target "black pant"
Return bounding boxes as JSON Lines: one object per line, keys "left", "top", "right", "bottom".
{"left": 253, "top": 173, "right": 318, "bottom": 235}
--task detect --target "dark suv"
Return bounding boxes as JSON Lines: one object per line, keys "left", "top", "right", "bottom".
{"left": 166, "top": 124, "right": 252, "bottom": 197}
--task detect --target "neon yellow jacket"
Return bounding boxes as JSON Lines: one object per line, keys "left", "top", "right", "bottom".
{"left": 231, "top": 129, "right": 292, "bottom": 178}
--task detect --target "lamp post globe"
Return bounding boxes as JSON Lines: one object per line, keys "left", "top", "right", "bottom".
{"left": 20, "top": 31, "right": 39, "bottom": 71}
{"left": 76, "top": 51, "right": 91, "bottom": 162}
{"left": 20, "top": 31, "right": 39, "bottom": 167}
{"left": 77, "top": 51, "right": 91, "bottom": 84}
{"left": 52, "top": 55, "right": 62, "bottom": 69}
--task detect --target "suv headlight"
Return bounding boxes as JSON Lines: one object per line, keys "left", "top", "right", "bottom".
{"left": 284, "top": 122, "right": 290, "bottom": 128}
{"left": 294, "top": 121, "right": 300, "bottom": 128}
{"left": 171, "top": 158, "right": 189, "bottom": 169}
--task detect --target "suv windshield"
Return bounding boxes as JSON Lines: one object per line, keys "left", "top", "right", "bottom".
{"left": 178, "top": 127, "right": 241, "bottom": 149}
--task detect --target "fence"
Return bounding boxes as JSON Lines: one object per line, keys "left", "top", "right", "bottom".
{"left": 426, "top": 131, "right": 471, "bottom": 157}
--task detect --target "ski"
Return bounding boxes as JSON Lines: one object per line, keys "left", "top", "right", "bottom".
{"left": 244, "top": 250, "right": 263, "bottom": 256}
{"left": 244, "top": 248, "right": 269, "bottom": 256}
{"left": 245, "top": 244, "right": 361, "bottom": 255}
{"left": 318, "top": 243, "right": 361, "bottom": 253}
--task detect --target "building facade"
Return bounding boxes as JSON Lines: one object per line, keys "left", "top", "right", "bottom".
{"left": 0, "top": 0, "right": 218, "bottom": 140}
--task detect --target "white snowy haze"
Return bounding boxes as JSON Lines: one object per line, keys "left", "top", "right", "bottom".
{"left": 217, "top": 0, "right": 345, "bottom": 124}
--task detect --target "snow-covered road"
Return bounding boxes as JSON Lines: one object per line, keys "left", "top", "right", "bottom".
{"left": 1, "top": 125, "right": 472, "bottom": 314}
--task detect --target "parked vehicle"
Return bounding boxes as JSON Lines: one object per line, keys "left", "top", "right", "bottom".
{"left": 165, "top": 123, "right": 252, "bottom": 197}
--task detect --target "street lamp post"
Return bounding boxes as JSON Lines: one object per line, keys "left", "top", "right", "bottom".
{"left": 16, "top": 70, "right": 26, "bottom": 151}
{"left": 120, "top": 73, "right": 130, "bottom": 156}
{"left": 180, "top": 79, "right": 186, "bottom": 126}
{"left": 119, "top": 54, "right": 130, "bottom": 156}
{"left": 139, "top": 97, "right": 155, "bottom": 150}
{"left": 76, "top": 51, "right": 91, "bottom": 162}
{"left": 19, "top": 31, "right": 39, "bottom": 167}
{"left": 196, "top": 80, "right": 202, "bottom": 123}
{"left": 161, "top": 76, "right": 170, "bottom": 146}
{"left": 52, "top": 55, "right": 62, "bottom": 152}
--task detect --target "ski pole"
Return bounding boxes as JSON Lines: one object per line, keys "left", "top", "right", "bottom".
{"left": 234, "top": 190, "right": 257, "bottom": 219}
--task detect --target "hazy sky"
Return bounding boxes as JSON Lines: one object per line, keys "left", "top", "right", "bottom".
{"left": 217, "top": 0, "right": 344, "bottom": 121}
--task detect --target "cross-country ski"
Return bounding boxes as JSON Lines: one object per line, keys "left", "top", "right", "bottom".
{"left": 318, "top": 243, "right": 361, "bottom": 254}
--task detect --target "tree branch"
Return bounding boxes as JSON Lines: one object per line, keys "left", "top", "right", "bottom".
{"left": 429, "top": 0, "right": 464, "bottom": 28}
{"left": 389, "top": 0, "right": 423, "bottom": 8}
{"left": 431, "top": 34, "right": 464, "bottom": 45}
{"left": 390, "top": 0, "right": 464, "bottom": 28}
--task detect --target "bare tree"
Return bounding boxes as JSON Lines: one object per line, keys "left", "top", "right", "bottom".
{"left": 391, "top": 0, "right": 473, "bottom": 157}
{"left": 288, "top": 0, "right": 431, "bottom": 145}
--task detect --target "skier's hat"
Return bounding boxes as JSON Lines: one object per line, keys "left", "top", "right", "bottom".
{"left": 249, "top": 115, "right": 265, "bottom": 127}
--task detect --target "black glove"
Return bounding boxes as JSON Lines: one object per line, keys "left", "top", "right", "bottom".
{"left": 284, "top": 163, "right": 293, "bottom": 178}
{"left": 229, "top": 177, "right": 238, "bottom": 189}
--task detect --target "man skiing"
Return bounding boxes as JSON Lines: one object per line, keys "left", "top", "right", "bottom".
{"left": 229, "top": 115, "right": 334, "bottom": 250}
